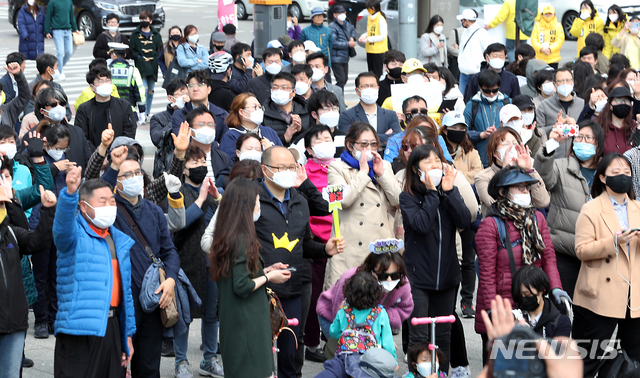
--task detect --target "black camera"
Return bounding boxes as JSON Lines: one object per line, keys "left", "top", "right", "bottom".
{"left": 488, "top": 325, "right": 547, "bottom": 378}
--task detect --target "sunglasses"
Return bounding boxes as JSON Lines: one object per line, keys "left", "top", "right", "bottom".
{"left": 376, "top": 271, "right": 401, "bottom": 281}
{"left": 401, "top": 144, "right": 419, "bottom": 151}
{"left": 481, "top": 87, "right": 499, "bottom": 94}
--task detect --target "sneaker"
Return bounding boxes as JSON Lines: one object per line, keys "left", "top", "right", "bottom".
{"left": 199, "top": 356, "right": 224, "bottom": 377}
{"left": 305, "top": 348, "right": 327, "bottom": 362}
{"left": 34, "top": 323, "right": 49, "bottom": 339}
{"left": 22, "top": 357, "right": 34, "bottom": 368}
{"left": 58, "top": 72, "right": 66, "bottom": 81}
{"left": 162, "top": 340, "right": 175, "bottom": 357}
{"left": 450, "top": 366, "right": 471, "bottom": 378}
{"left": 47, "top": 322, "right": 55, "bottom": 334}
{"left": 392, "top": 328, "right": 400, "bottom": 335}
{"left": 175, "top": 361, "right": 193, "bottom": 378}
{"left": 461, "top": 303, "right": 476, "bottom": 318}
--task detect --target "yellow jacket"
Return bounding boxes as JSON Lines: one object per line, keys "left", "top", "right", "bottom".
{"left": 569, "top": 11, "right": 604, "bottom": 57}
{"left": 73, "top": 85, "right": 120, "bottom": 111}
{"left": 364, "top": 12, "right": 388, "bottom": 54}
{"left": 488, "top": 0, "right": 531, "bottom": 40}
{"left": 531, "top": 7, "right": 565, "bottom": 64}
{"left": 603, "top": 20, "right": 625, "bottom": 58}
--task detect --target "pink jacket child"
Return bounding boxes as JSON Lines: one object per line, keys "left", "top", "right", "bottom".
{"left": 306, "top": 158, "right": 333, "bottom": 242}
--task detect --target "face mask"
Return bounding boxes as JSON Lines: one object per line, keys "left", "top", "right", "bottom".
{"left": 594, "top": 99, "right": 607, "bottom": 113}
{"left": 521, "top": 129, "right": 534, "bottom": 144}
{"left": 429, "top": 78, "right": 445, "bottom": 93}
{"left": 319, "top": 111, "right": 340, "bottom": 127}
{"left": 118, "top": 175, "right": 144, "bottom": 198}
{"left": 612, "top": 104, "right": 631, "bottom": 119}
{"left": 407, "top": 74, "right": 425, "bottom": 84}
{"left": 287, "top": 21, "right": 294, "bottom": 29}
{"left": 50, "top": 68, "right": 60, "bottom": 80}
{"left": 253, "top": 205, "right": 261, "bottom": 222}
{"left": 271, "top": 90, "right": 292, "bottom": 106}
{"left": 84, "top": 202, "right": 117, "bottom": 229}
{"left": 610, "top": 14, "right": 619, "bottom": 23}
{"left": 447, "top": 129, "right": 467, "bottom": 144}
{"left": 388, "top": 67, "right": 402, "bottom": 78}
{"left": 380, "top": 279, "right": 400, "bottom": 292}
{"left": 522, "top": 112, "right": 535, "bottom": 126}
{"left": 628, "top": 81, "right": 635, "bottom": 93}
{"left": 44, "top": 105, "right": 65, "bottom": 122}
{"left": 245, "top": 108, "right": 264, "bottom": 125}
{"left": 239, "top": 150, "right": 262, "bottom": 161}
{"left": 214, "top": 44, "right": 224, "bottom": 51}
{"left": 170, "top": 34, "right": 181, "bottom": 41}
{"left": 354, "top": 149, "right": 373, "bottom": 161}
{"left": 428, "top": 169, "right": 443, "bottom": 187}
{"left": 483, "top": 93, "right": 498, "bottom": 103}
{"left": 557, "top": 84, "right": 573, "bottom": 97}
{"left": 417, "top": 362, "right": 439, "bottom": 377}
{"left": 95, "top": 83, "right": 113, "bottom": 97}
{"left": 632, "top": 27, "right": 640, "bottom": 34}
{"left": 543, "top": 15, "right": 554, "bottom": 21}
{"left": 312, "top": 142, "right": 336, "bottom": 160}
{"left": 171, "top": 95, "right": 186, "bottom": 109}
{"left": 489, "top": 58, "right": 505, "bottom": 70}
{"left": 188, "top": 34, "right": 199, "bottom": 44}
{"left": 358, "top": 88, "right": 378, "bottom": 105}
{"left": 434, "top": 26, "right": 444, "bottom": 35}
{"left": 27, "top": 0, "right": 35, "bottom": 5}
{"left": 520, "top": 295, "right": 540, "bottom": 312}
{"left": 312, "top": 68, "right": 324, "bottom": 82}
{"left": 497, "top": 146, "right": 518, "bottom": 163}
{"left": 267, "top": 168, "right": 297, "bottom": 189}
{"left": 107, "top": 26, "right": 119, "bottom": 33}
{"left": 0, "top": 143, "right": 16, "bottom": 159}
{"left": 506, "top": 119, "right": 524, "bottom": 132}
{"left": 292, "top": 51, "right": 306, "bottom": 63}
{"left": 606, "top": 174, "right": 633, "bottom": 194}
{"left": 573, "top": 142, "right": 596, "bottom": 161}
{"left": 140, "top": 21, "right": 151, "bottom": 28}
{"left": 191, "top": 127, "right": 216, "bottom": 145}
{"left": 511, "top": 192, "right": 532, "bottom": 207}
{"left": 295, "top": 80, "right": 310, "bottom": 95}
{"left": 47, "top": 148, "right": 64, "bottom": 161}
{"left": 541, "top": 82, "right": 556, "bottom": 95}
{"left": 580, "top": 11, "right": 591, "bottom": 19}
{"left": 187, "top": 166, "right": 208, "bottom": 185}
{"left": 265, "top": 63, "right": 282, "bottom": 75}
{"left": 337, "top": 13, "right": 347, "bottom": 22}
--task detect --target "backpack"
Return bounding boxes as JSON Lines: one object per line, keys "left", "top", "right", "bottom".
{"left": 601, "top": 349, "right": 640, "bottom": 378}
{"left": 514, "top": 0, "right": 538, "bottom": 39}
{"left": 336, "top": 304, "right": 382, "bottom": 355}
{"left": 469, "top": 97, "right": 511, "bottom": 131}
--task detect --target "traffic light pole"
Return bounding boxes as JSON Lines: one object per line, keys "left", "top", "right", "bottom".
{"left": 399, "top": 0, "right": 418, "bottom": 59}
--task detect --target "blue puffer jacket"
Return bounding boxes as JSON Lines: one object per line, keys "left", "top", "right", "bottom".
{"left": 18, "top": 5, "right": 45, "bottom": 60}
{"left": 301, "top": 24, "right": 333, "bottom": 66}
{"left": 176, "top": 42, "right": 209, "bottom": 73}
{"left": 464, "top": 92, "right": 511, "bottom": 166}
{"left": 329, "top": 20, "right": 355, "bottom": 64}
{"left": 53, "top": 188, "right": 136, "bottom": 356}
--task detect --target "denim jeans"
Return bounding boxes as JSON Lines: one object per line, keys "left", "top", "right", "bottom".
{"left": 459, "top": 73, "right": 471, "bottom": 98}
{"left": 141, "top": 77, "right": 156, "bottom": 116}
{"left": 0, "top": 330, "right": 26, "bottom": 378}
{"left": 506, "top": 39, "right": 516, "bottom": 63}
{"left": 318, "top": 315, "right": 331, "bottom": 340}
{"left": 52, "top": 29, "right": 73, "bottom": 71}
{"left": 174, "top": 276, "right": 219, "bottom": 365}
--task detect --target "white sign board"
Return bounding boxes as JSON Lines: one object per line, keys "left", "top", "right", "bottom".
{"left": 390, "top": 82, "right": 443, "bottom": 113}
{"left": 484, "top": 4, "right": 507, "bottom": 45}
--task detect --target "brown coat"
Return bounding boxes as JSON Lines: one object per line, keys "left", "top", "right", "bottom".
{"left": 450, "top": 147, "right": 483, "bottom": 185}
{"left": 574, "top": 193, "right": 640, "bottom": 319}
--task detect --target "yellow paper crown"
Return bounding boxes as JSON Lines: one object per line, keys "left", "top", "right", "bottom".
{"left": 272, "top": 232, "right": 299, "bottom": 252}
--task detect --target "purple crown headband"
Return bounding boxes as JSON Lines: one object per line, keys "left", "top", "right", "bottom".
{"left": 369, "top": 238, "right": 403, "bottom": 254}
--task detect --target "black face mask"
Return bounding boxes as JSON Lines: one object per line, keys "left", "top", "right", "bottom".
{"left": 214, "top": 44, "right": 225, "bottom": 51}
{"left": 170, "top": 34, "right": 181, "bottom": 41}
{"left": 188, "top": 166, "right": 208, "bottom": 185}
{"left": 612, "top": 104, "right": 631, "bottom": 119}
{"left": 606, "top": 174, "right": 633, "bottom": 194}
{"left": 140, "top": 21, "right": 151, "bottom": 28}
{"left": 388, "top": 67, "right": 402, "bottom": 78}
{"left": 519, "top": 295, "right": 540, "bottom": 312}
{"left": 447, "top": 129, "right": 467, "bottom": 144}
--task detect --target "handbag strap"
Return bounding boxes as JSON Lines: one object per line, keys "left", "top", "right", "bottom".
{"left": 463, "top": 28, "right": 480, "bottom": 51}
{"left": 502, "top": 219, "right": 518, "bottom": 276}
{"left": 116, "top": 202, "right": 159, "bottom": 264}
{"left": 455, "top": 28, "right": 459, "bottom": 45}
{"left": 340, "top": 24, "right": 351, "bottom": 46}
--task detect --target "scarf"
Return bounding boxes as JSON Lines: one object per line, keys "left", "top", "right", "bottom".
{"left": 340, "top": 149, "right": 376, "bottom": 184}
{"left": 495, "top": 198, "right": 545, "bottom": 265}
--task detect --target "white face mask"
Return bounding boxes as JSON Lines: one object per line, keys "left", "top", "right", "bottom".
{"left": 497, "top": 146, "right": 518, "bottom": 163}
{"left": 27, "top": 0, "right": 35, "bottom": 5}
{"left": 417, "top": 362, "right": 440, "bottom": 377}
{"left": 354, "top": 149, "right": 373, "bottom": 161}
{"left": 0, "top": 143, "right": 17, "bottom": 160}
{"left": 84, "top": 202, "right": 117, "bottom": 229}
{"left": 522, "top": 112, "right": 535, "bottom": 126}
{"left": 312, "top": 141, "right": 336, "bottom": 160}
{"left": 595, "top": 99, "right": 608, "bottom": 112}
{"left": 287, "top": 21, "right": 294, "bottom": 29}
{"left": 295, "top": 80, "right": 310, "bottom": 95}
{"left": 541, "top": 82, "right": 556, "bottom": 95}
{"left": 95, "top": 83, "right": 113, "bottom": 97}
{"left": 511, "top": 192, "right": 532, "bottom": 207}
{"left": 188, "top": 34, "right": 199, "bottom": 44}
{"left": 520, "top": 128, "right": 534, "bottom": 144}
{"left": 239, "top": 150, "right": 263, "bottom": 162}
{"left": 118, "top": 175, "right": 144, "bottom": 198}
{"left": 556, "top": 84, "right": 573, "bottom": 97}
{"left": 337, "top": 13, "right": 347, "bottom": 22}
{"left": 171, "top": 95, "right": 186, "bottom": 109}
{"left": 627, "top": 81, "right": 635, "bottom": 93}
{"left": 506, "top": 119, "right": 524, "bottom": 132}
{"left": 631, "top": 27, "right": 640, "bottom": 34}
{"left": 271, "top": 90, "right": 292, "bottom": 106}
{"left": 45, "top": 105, "right": 65, "bottom": 122}
{"left": 580, "top": 11, "right": 591, "bottom": 19}
{"left": 265, "top": 62, "right": 282, "bottom": 75}
{"left": 380, "top": 279, "right": 400, "bottom": 292}
{"left": 483, "top": 93, "right": 498, "bottom": 103}
{"left": 407, "top": 74, "right": 425, "bottom": 84}
{"left": 358, "top": 88, "right": 378, "bottom": 105}
{"left": 191, "top": 127, "right": 216, "bottom": 145}
{"left": 311, "top": 68, "right": 324, "bottom": 82}
{"left": 253, "top": 204, "right": 261, "bottom": 222}
{"left": 267, "top": 168, "right": 297, "bottom": 189}
{"left": 292, "top": 51, "right": 306, "bottom": 63}
{"left": 245, "top": 109, "right": 264, "bottom": 125}
{"left": 319, "top": 111, "right": 340, "bottom": 127}
{"left": 433, "top": 26, "right": 444, "bottom": 35}
{"left": 489, "top": 58, "right": 505, "bottom": 70}
{"left": 610, "top": 14, "right": 619, "bottom": 23}
{"left": 51, "top": 69, "right": 61, "bottom": 80}
{"left": 107, "top": 26, "right": 119, "bottom": 33}
{"left": 428, "top": 169, "right": 443, "bottom": 187}
{"left": 47, "top": 148, "right": 65, "bottom": 161}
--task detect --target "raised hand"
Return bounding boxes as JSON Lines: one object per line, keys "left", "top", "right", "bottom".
{"left": 65, "top": 166, "right": 82, "bottom": 194}
{"left": 110, "top": 146, "right": 128, "bottom": 171}
{"left": 515, "top": 143, "right": 533, "bottom": 170}
{"left": 4, "top": 62, "right": 20, "bottom": 75}
{"left": 172, "top": 121, "right": 190, "bottom": 158}
{"left": 101, "top": 123, "right": 115, "bottom": 148}
{"left": 163, "top": 172, "right": 181, "bottom": 194}
{"left": 0, "top": 175, "right": 12, "bottom": 200}
{"left": 206, "top": 177, "right": 221, "bottom": 200}
{"left": 372, "top": 151, "right": 384, "bottom": 177}
{"left": 357, "top": 147, "right": 369, "bottom": 174}
{"left": 441, "top": 164, "right": 457, "bottom": 192}
{"left": 293, "top": 163, "right": 307, "bottom": 188}
{"left": 24, "top": 131, "right": 45, "bottom": 159}
{"left": 40, "top": 185, "right": 57, "bottom": 207}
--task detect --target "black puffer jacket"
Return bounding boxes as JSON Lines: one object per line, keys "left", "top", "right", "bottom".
{"left": 329, "top": 20, "right": 355, "bottom": 64}
{"left": 75, "top": 97, "right": 137, "bottom": 149}
{"left": 262, "top": 96, "right": 310, "bottom": 147}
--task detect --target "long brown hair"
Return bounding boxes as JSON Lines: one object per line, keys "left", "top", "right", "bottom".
{"left": 209, "top": 178, "right": 263, "bottom": 280}
{"left": 180, "top": 25, "right": 198, "bottom": 45}
{"left": 401, "top": 126, "right": 443, "bottom": 164}
{"left": 440, "top": 125, "right": 474, "bottom": 154}
{"left": 486, "top": 127, "right": 522, "bottom": 166}
{"left": 226, "top": 93, "right": 258, "bottom": 129}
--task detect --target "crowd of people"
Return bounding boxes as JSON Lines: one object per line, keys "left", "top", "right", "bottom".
{"left": 3, "top": 0, "right": 640, "bottom": 377}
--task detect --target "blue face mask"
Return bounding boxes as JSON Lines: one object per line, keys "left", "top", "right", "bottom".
{"left": 573, "top": 142, "right": 596, "bottom": 161}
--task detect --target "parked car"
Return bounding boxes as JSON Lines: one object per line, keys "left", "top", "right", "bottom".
{"left": 235, "top": 0, "right": 328, "bottom": 21}
{"left": 9, "top": 0, "right": 165, "bottom": 40}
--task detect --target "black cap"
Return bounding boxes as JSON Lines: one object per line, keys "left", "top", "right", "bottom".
{"left": 608, "top": 86, "right": 633, "bottom": 99}
{"left": 333, "top": 4, "right": 346, "bottom": 13}
{"left": 495, "top": 169, "right": 539, "bottom": 188}
{"left": 512, "top": 95, "right": 535, "bottom": 111}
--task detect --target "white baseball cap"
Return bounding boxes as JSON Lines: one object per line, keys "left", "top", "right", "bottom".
{"left": 442, "top": 111, "right": 468, "bottom": 128}
{"left": 456, "top": 9, "right": 477, "bottom": 21}
{"left": 304, "top": 40, "right": 321, "bottom": 52}
{"left": 500, "top": 104, "right": 522, "bottom": 125}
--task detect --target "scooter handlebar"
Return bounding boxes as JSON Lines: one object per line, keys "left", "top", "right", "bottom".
{"left": 411, "top": 315, "right": 456, "bottom": 325}
{"left": 287, "top": 318, "right": 299, "bottom": 326}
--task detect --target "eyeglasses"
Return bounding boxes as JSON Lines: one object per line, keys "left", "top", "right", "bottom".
{"left": 94, "top": 78, "right": 112, "bottom": 86}
{"left": 401, "top": 144, "right": 418, "bottom": 151}
{"left": 376, "top": 271, "right": 401, "bottom": 281}
{"left": 574, "top": 134, "right": 595, "bottom": 143}
{"left": 194, "top": 122, "right": 215, "bottom": 128}
{"left": 513, "top": 183, "right": 531, "bottom": 192}
{"left": 244, "top": 105, "right": 264, "bottom": 112}
{"left": 358, "top": 84, "right": 378, "bottom": 90}
{"left": 320, "top": 106, "right": 340, "bottom": 112}
{"left": 500, "top": 141, "right": 520, "bottom": 147}
{"left": 117, "top": 169, "right": 143, "bottom": 180}
{"left": 612, "top": 98, "right": 632, "bottom": 106}
{"left": 265, "top": 164, "right": 297, "bottom": 172}
{"left": 481, "top": 87, "right": 499, "bottom": 94}
{"left": 186, "top": 82, "right": 207, "bottom": 89}
{"left": 271, "top": 85, "right": 292, "bottom": 91}
{"left": 354, "top": 141, "right": 379, "bottom": 148}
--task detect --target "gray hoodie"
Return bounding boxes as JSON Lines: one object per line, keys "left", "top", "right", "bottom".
{"left": 521, "top": 59, "right": 550, "bottom": 98}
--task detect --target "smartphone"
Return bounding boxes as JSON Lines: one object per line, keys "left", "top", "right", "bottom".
{"left": 284, "top": 267, "right": 297, "bottom": 272}
{"left": 625, "top": 228, "right": 640, "bottom": 233}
